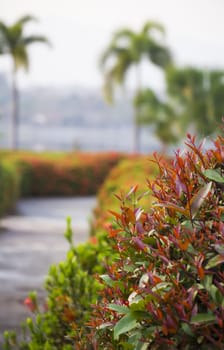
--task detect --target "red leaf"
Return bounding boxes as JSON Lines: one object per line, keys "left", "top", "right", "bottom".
{"left": 108, "top": 210, "right": 122, "bottom": 220}
{"left": 189, "top": 182, "right": 212, "bottom": 218}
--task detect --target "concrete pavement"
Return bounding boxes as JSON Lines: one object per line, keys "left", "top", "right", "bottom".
{"left": 0, "top": 196, "right": 96, "bottom": 345}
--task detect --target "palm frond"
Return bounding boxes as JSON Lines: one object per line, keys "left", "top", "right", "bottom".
{"left": 0, "top": 21, "right": 8, "bottom": 35}
{"left": 142, "top": 21, "right": 165, "bottom": 36}
{"left": 112, "top": 28, "right": 135, "bottom": 42}
{"left": 0, "top": 21, "right": 11, "bottom": 51}
{"left": 21, "top": 35, "right": 51, "bottom": 47}
{"left": 148, "top": 41, "right": 172, "bottom": 68}
{"left": 114, "top": 54, "right": 132, "bottom": 83}
{"left": 102, "top": 52, "right": 132, "bottom": 102}
{"left": 15, "top": 15, "right": 38, "bottom": 26}
{"left": 0, "top": 25, "right": 7, "bottom": 54}
{"left": 13, "top": 45, "right": 29, "bottom": 71}
{"left": 99, "top": 45, "right": 129, "bottom": 70}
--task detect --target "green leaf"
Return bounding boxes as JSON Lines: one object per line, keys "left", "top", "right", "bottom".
{"left": 204, "top": 169, "right": 224, "bottom": 183}
{"left": 143, "top": 237, "right": 157, "bottom": 247}
{"left": 181, "top": 220, "right": 194, "bottom": 229}
{"left": 123, "top": 264, "right": 136, "bottom": 273}
{"left": 214, "top": 244, "right": 224, "bottom": 255}
{"left": 128, "top": 291, "right": 141, "bottom": 305}
{"left": 209, "top": 285, "right": 223, "bottom": 304}
{"left": 152, "top": 282, "right": 172, "bottom": 293}
{"left": 181, "top": 322, "right": 194, "bottom": 336}
{"left": 108, "top": 303, "right": 129, "bottom": 314}
{"left": 129, "top": 300, "right": 146, "bottom": 312}
{"left": 118, "top": 342, "right": 134, "bottom": 350}
{"left": 100, "top": 274, "right": 114, "bottom": 287}
{"left": 203, "top": 274, "right": 213, "bottom": 291}
{"left": 205, "top": 255, "right": 224, "bottom": 269}
{"left": 127, "top": 330, "right": 142, "bottom": 347}
{"left": 190, "top": 313, "right": 216, "bottom": 324}
{"left": 114, "top": 312, "right": 138, "bottom": 340}
{"left": 97, "top": 322, "right": 113, "bottom": 330}
{"left": 136, "top": 342, "right": 149, "bottom": 350}
{"left": 64, "top": 216, "right": 73, "bottom": 245}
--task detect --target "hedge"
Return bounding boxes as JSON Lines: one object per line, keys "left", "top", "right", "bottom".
{"left": 15, "top": 152, "right": 125, "bottom": 196}
{"left": 0, "top": 160, "right": 20, "bottom": 217}
{"left": 0, "top": 151, "right": 126, "bottom": 215}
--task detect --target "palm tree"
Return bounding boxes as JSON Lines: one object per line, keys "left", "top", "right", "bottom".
{"left": 0, "top": 15, "right": 50, "bottom": 149}
{"left": 134, "top": 88, "right": 182, "bottom": 153}
{"left": 166, "top": 66, "right": 223, "bottom": 137}
{"left": 100, "top": 21, "right": 172, "bottom": 152}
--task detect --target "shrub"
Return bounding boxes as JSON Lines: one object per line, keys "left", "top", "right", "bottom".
{"left": 91, "top": 156, "right": 159, "bottom": 237}
{"left": 3, "top": 218, "right": 113, "bottom": 350}
{"left": 4, "top": 133, "right": 224, "bottom": 349}
{"left": 0, "top": 151, "right": 125, "bottom": 214}
{"left": 90, "top": 134, "right": 224, "bottom": 349}
{"left": 3, "top": 151, "right": 125, "bottom": 197}
{"left": 0, "top": 160, "right": 20, "bottom": 216}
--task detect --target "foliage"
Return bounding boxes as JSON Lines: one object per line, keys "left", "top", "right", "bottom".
{"left": 3, "top": 219, "right": 113, "bottom": 350}
{"left": 90, "top": 134, "right": 224, "bottom": 349}
{"left": 92, "top": 155, "right": 158, "bottom": 237}
{"left": 2, "top": 154, "right": 158, "bottom": 350}
{"left": 100, "top": 20, "right": 172, "bottom": 152}
{"left": 0, "top": 15, "right": 49, "bottom": 71}
{"left": 166, "top": 66, "right": 224, "bottom": 137}
{"left": 1, "top": 151, "right": 124, "bottom": 197}
{"left": 134, "top": 88, "right": 182, "bottom": 149}
{"left": 0, "top": 160, "right": 20, "bottom": 216}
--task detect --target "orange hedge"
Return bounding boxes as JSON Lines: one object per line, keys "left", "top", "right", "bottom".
{"left": 7, "top": 151, "right": 125, "bottom": 196}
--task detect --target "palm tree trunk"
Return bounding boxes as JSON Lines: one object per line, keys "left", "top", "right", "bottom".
{"left": 133, "top": 108, "right": 140, "bottom": 153}
{"left": 133, "top": 64, "right": 141, "bottom": 153}
{"left": 160, "top": 142, "right": 168, "bottom": 155}
{"left": 11, "top": 66, "right": 19, "bottom": 149}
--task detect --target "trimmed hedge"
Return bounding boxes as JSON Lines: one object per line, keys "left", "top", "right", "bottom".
{"left": 4, "top": 151, "right": 125, "bottom": 197}
{"left": 0, "top": 150, "right": 126, "bottom": 216}
{"left": 0, "top": 160, "right": 20, "bottom": 217}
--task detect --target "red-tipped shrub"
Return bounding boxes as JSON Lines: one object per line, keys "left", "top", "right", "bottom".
{"left": 91, "top": 156, "right": 159, "bottom": 237}
{"left": 12, "top": 151, "right": 125, "bottom": 196}
{"left": 90, "top": 134, "right": 224, "bottom": 349}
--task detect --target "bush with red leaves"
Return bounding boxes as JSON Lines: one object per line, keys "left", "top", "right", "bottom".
{"left": 90, "top": 134, "right": 224, "bottom": 349}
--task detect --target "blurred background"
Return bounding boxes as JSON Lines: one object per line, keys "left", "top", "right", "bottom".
{"left": 0, "top": 0, "right": 224, "bottom": 153}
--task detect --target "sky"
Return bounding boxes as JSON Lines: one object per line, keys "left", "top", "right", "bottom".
{"left": 0, "top": 0, "right": 224, "bottom": 91}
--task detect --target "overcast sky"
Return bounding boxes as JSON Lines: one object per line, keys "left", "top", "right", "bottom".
{"left": 0, "top": 0, "right": 224, "bottom": 90}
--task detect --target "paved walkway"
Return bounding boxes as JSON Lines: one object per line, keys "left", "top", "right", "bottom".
{"left": 0, "top": 196, "right": 96, "bottom": 344}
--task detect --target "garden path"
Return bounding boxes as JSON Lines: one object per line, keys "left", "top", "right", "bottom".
{"left": 0, "top": 196, "right": 96, "bottom": 344}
